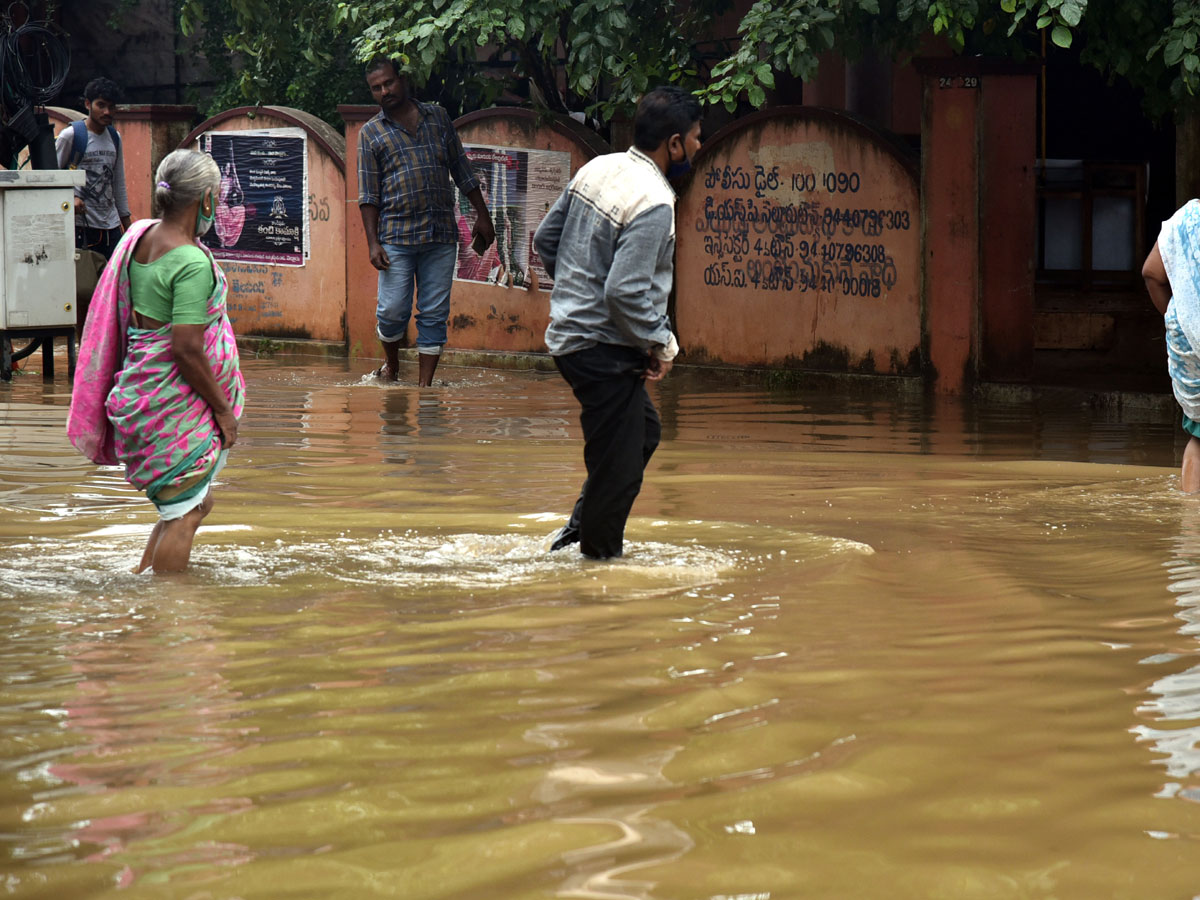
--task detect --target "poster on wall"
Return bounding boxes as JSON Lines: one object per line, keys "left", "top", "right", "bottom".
{"left": 198, "top": 128, "right": 309, "bottom": 267}
{"left": 454, "top": 145, "right": 571, "bottom": 292}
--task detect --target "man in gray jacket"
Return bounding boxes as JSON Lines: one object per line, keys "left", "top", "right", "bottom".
{"left": 534, "top": 86, "right": 702, "bottom": 559}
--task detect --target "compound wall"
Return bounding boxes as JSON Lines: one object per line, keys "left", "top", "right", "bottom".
{"left": 181, "top": 106, "right": 347, "bottom": 343}
{"left": 675, "top": 107, "right": 921, "bottom": 375}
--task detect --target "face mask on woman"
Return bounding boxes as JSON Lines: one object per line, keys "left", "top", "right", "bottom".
{"left": 195, "top": 190, "right": 215, "bottom": 237}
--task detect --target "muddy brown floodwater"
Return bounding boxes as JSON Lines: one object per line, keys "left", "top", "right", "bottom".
{"left": 2, "top": 356, "right": 1200, "bottom": 898}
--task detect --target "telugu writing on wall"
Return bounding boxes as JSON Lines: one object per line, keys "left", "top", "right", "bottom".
{"left": 223, "top": 263, "right": 286, "bottom": 326}
{"left": 692, "top": 160, "right": 914, "bottom": 301}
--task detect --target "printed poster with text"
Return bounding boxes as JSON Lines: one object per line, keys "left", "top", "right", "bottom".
{"left": 454, "top": 145, "right": 571, "bottom": 292}
{"left": 199, "top": 128, "right": 309, "bottom": 266}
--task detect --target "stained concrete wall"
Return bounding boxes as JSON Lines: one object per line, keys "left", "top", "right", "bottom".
{"left": 675, "top": 107, "right": 921, "bottom": 375}
{"left": 58, "top": 0, "right": 207, "bottom": 105}
{"left": 61, "top": 86, "right": 1034, "bottom": 394}
{"left": 180, "top": 107, "right": 347, "bottom": 343}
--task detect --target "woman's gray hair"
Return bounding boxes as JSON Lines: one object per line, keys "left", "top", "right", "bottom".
{"left": 153, "top": 149, "right": 220, "bottom": 217}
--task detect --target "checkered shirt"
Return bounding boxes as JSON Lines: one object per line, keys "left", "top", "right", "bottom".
{"left": 357, "top": 101, "right": 479, "bottom": 246}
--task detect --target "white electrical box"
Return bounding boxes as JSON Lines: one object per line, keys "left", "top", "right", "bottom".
{"left": 0, "top": 170, "right": 85, "bottom": 330}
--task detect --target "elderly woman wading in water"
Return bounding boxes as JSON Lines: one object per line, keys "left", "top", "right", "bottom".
{"left": 68, "top": 149, "right": 245, "bottom": 572}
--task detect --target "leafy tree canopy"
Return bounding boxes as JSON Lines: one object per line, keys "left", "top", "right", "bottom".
{"left": 176, "top": 0, "right": 1200, "bottom": 125}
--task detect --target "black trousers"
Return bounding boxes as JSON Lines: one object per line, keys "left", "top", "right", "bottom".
{"left": 553, "top": 343, "right": 662, "bottom": 559}
{"left": 76, "top": 225, "right": 121, "bottom": 260}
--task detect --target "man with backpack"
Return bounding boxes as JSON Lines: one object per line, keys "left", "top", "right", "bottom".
{"left": 55, "top": 77, "right": 131, "bottom": 260}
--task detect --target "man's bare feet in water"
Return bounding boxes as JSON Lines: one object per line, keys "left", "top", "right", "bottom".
{"left": 373, "top": 363, "right": 398, "bottom": 383}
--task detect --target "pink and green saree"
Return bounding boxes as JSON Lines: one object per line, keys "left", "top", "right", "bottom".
{"left": 67, "top": 220, "right": 245, "bottom": 518}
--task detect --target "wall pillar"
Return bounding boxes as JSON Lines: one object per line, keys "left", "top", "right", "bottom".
{"left": 118, "top": 105, "right": 197, "bottom": 220}
{"left": 338, "top": 105, "right": 379, "bottom": 360}
{"left": 919, "top": 61, "right": 980, "bottom": 393}
{"left": 979, "top": 74, "right": 1037, "bottom": 382}
{"left": 917, "top": 59, "right": 1038, "bottom": 393}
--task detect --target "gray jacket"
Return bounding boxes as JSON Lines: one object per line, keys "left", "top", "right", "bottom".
{"left": 534, "top": 148, "right": 679, "bottom": 359}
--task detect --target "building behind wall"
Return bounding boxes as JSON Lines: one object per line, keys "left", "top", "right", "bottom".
{"left": 55, "top": 0, "right": 210, "bottom": 106}
{"left": 1033, "top": 45, "right": 1173, "bottom": 392}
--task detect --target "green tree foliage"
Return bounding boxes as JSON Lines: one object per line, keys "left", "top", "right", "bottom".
{"left": 180, "top": 0, "right": 731, "bottom": 123}
{"left": 704, "top": 0, "right": 1200, "bottom": 117}
{"left": 177, "top": 0, "right": 364, "bottom": 123}
{"left": 704, "top": 0, "right": 1087, "bottom": 110}
{"left": 176, "top": 0, "right": 1200, "bottom": 124}
{"left": 353, "top": 0, "right": 731, "bottom": 118}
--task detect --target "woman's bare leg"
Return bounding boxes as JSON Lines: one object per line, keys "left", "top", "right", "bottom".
{"left": 1183, "top": 436, "right": 1200, "bottom": 493}
{"left": 149, "top": 493, "right": 214, "bottom": 574}
{"left": 134, "top": 521, "right": 165, "bottom": 574}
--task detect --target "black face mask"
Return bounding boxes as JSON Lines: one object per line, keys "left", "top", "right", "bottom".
{"left": 667, "top": 135, "right": 694, "bottom": 180}
{"left": 667, "top": 154, "right": 692, "bottom": 180}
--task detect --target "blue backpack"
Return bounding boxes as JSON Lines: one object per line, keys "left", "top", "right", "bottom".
{"left": 66, "top": 118, "right": 120, "bottom": 169}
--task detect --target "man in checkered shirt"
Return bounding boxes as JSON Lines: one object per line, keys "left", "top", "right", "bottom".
{"left": 358, "top": 57, "right": 495, "bottom": 386}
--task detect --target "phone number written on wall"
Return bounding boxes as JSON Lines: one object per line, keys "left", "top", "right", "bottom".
{"left": 694, "top": 164, "right": 911, "bottom": 298}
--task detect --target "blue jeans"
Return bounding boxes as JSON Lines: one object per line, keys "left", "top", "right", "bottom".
{"left": 376, "top": 242, "right": 456, "bottom": 355}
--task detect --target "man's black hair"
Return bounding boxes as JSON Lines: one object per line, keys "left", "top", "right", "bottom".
{"left": 633, "top": 86, "right": 702, "bottom": 152}
{"left": 83, "top": 77, "right": 122, "bottom": 104}
{"left": 365, "top": 56, "right": 403, "bottom": 79}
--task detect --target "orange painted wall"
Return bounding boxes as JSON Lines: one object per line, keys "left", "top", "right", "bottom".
{"left": 119, "top": 105, "right": 197, "bottom": 222}
{"left": 675, "top": 108, "right": 921, "bottom": 373}
{"left": 339, "top": 105, "right": 380, "bottom": 359}
{"left": 180, "top": 107, "right": 347, "bottom": 343}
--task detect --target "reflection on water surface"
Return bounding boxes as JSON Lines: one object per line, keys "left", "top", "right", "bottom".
{"left": 2, "top": 358, "right": 1200, "bottom": 898}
